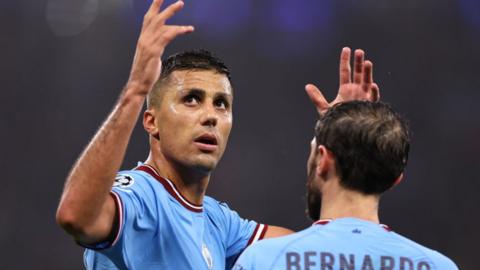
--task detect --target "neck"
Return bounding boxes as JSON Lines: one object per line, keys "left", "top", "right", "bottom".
{"left": 319, "top": 179, "right": 380, "bottom": 223}
{"left": 145, "top": 152, "right": 210, "bottom": 206}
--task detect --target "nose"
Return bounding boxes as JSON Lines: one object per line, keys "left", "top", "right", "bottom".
{"left": 202, "top": 116, "right": 217, "bottom": 127}
{"left": 201, "top": 103, "right": 218, "bottom": 127}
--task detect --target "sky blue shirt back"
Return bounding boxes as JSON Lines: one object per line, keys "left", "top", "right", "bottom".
{"left": 233, "top": 218, "right": 457, "bottom": 270}
{"left": 83, "top": 164, "right": 267, "bottom": 270}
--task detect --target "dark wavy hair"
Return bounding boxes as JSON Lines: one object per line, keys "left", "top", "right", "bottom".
{"left": 315, "top": 101, "right": 410, "bottom": 194}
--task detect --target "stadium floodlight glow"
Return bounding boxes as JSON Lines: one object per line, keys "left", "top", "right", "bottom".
{"left": 46, "top": 0, "right": 98, "bottom": 37}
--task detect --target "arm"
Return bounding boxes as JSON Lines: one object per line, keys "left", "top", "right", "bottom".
{"left": 263, "top": 225, "right": 294, "bottom": 238}
{"left": 305, "top": 47, "right": 380, "bottom": 115}
{"left": 55, "top": 0, "right": 194, "bottom": 245}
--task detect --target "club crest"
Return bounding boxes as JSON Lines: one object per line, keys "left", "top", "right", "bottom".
{"left": 202, "top": 243, "right": 213, "bottom": 270}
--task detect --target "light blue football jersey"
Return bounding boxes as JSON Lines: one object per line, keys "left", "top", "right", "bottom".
{"left": 233, "top": 218, "right": 457, "bottom": 270}
{"left": 82, "top": 164, "right": 267, "bottom": 270}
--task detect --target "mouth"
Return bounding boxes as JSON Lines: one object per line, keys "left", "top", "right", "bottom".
{"left": 193, "top": 133, "right": 218, "bottom": 152}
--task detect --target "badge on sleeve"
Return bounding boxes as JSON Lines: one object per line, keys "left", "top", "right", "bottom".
{"left": 113, "top": 174, "right": 135, "bottom": 188}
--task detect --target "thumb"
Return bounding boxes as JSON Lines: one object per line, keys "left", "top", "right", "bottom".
{"left": 305, "top": 84, "right": 329, "bottom": 114}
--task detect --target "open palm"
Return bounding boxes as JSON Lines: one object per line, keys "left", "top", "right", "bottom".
{"left": 306, "top": 47, "right": 380, "bottom": 115}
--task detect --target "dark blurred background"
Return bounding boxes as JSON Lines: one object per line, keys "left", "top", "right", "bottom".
{"left": 1, "top": 0, "right": 479, "bottom": 268}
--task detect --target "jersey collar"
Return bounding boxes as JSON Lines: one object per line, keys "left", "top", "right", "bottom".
{"left": 313, "top": 218, "right": 392, "bottom": 232}
{"left": 313, "top": 219, "right": 333, "bottom": 225}
{"left": 135, "top": 164, "right": 204, "bottom": 213}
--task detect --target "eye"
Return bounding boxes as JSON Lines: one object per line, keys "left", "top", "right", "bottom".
{"left": 183, "top": 94, "right": 200, "bottom": 106}
{"left": 214, "top": 98, "right": 229, "bottom": 110}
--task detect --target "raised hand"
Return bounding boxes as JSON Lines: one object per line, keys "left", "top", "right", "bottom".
{"left": 305, "top": 47, "right": 380, "bottom": 115}
{"left": 56, "top": 1, "right": 194, "bottom": 245}
{"left": 127, "top": 0, "right": 194, "bottom": 95}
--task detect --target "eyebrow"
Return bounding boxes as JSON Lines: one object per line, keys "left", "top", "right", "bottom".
{"left": 214, "top": 92, "right": 233, "bottom": 101}
{"left": 180, "top": 88, "right": 233, "bottom": 100}
{"left": 183, "top": 88, "right": 205, "bottom": 97}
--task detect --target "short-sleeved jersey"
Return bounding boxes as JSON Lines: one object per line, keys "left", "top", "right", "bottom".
{"left": 233, "top": 218, "right": 457, "bottom": 270}
{"left": 82, "top": 164, "right": 268, "bottom": 270}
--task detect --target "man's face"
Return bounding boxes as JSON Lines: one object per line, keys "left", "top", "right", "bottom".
{"left": 153, "top": 69, "right": 233, "bottom": 173}
{"left": 306, "top": 138, "right": 322, "bottom": 221}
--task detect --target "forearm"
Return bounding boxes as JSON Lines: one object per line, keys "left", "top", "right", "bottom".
{"left": 57, "top": 86, "right": 145, "bottom": 234}
{"left": 56, "top": 0, "right": 193, "bottom": 241}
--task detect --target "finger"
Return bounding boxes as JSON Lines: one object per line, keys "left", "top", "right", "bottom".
{"left": 371, "top": 83, "right": 380, "bottom": 102}
{"left": 353, "top": 49, "right": 365, "bottom": 84}
{"left": 158, "top": 0, "right": 185, "bottom": 22}
{"left": 362, "top": 60, "right": 373, "bottom": 91}
{"left": 339, "top": 47, "right": 351, "bottom": 85}
{"left": 146, "top": 0, "right": 164, "bottom": 18}
{"left": 305, "top": 84, "right": 329, "bottom": 113}
{"left": 142, "top": 0, "right": 164, "bottom": 28}
{"left": 157, "top": 25, "right": 195, "bottom": 46}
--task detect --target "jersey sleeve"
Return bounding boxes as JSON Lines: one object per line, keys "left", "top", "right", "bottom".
{"left": 80, "top": 171, "right": 159, "bottom": 251}
{"left": 217, "top": 202, "right": 268, "bottom": 260}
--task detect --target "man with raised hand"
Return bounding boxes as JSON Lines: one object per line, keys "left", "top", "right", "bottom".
{"left": 56, "top": 1, "right": 292, "bottom": 269}
{"left": 233, "top": 75, "right": 458, "bottom": 269}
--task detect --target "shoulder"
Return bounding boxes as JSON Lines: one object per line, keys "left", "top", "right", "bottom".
{"left": 251, "top": 226, "right": 317, "bottom": 251}
{"left": 112, "top": 168, "right": 167, "bottom": 205}
{"left": 202, "top": 196, "right": 235, "bottom": 229}
{"left": 234, "top": 239, "right": 276, "bottom": 270}
{"left": 114, "top": 170, "right": 148, "bottom": 188}
{"left": 203, "top": 196, "right": 253, "bottom": 226}
{"left": 203, "top": 195, "right": 221, "bottom": 207}
{"left": 427, "top": 249, "right": 458, "bottom": 269}
{"left": 236, "top": 227, "right": 317, "bottom": 269}
{"left": 390, "top": 232, "right": 458, "bottom": 269}
{"left": 203, "top": 196, "right": 234, "bottom": 217}
{"left": 203, "top": 196, "right": 228, "bottom": 209}
{"left": 114, "top": 168, "right": 165, "bottom": 190}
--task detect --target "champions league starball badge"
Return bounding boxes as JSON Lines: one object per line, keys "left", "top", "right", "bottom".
{"left": 113, "top": 174, "right": 135, "bottom": 188}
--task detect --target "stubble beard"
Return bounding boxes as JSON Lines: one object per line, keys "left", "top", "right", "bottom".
{"left": 306, "top": 169, "right": 322, "bottom": 221}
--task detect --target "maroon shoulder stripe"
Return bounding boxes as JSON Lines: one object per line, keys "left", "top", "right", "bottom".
{"left": 247, "top": 224, "right": 268, "bottom": 246}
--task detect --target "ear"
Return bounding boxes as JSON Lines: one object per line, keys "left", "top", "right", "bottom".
{"left": 392, "top": 173, "right": 404, "bottom": 187}
{"left": 315, "top": 145, "right": 334, "bottom": 178}
{"left": 143, "top": 110, "right": 160, "bottom": 140}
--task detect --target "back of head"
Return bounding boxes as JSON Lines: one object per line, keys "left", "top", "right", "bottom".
{"left": 315, "top": 101, "right": 410, "bottom": 195}
{"left": 147, "top": 49, "right": 232, "bottom": 109}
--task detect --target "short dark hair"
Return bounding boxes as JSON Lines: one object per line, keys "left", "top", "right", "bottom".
{"left": 315, "top": 101, "right": 410, "bottom": 195}
{"left": 160, "top": 49, "right": 231, "bottom": 81}
{"left": 148, "top": 49, "right": 232, "bottom": 108}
